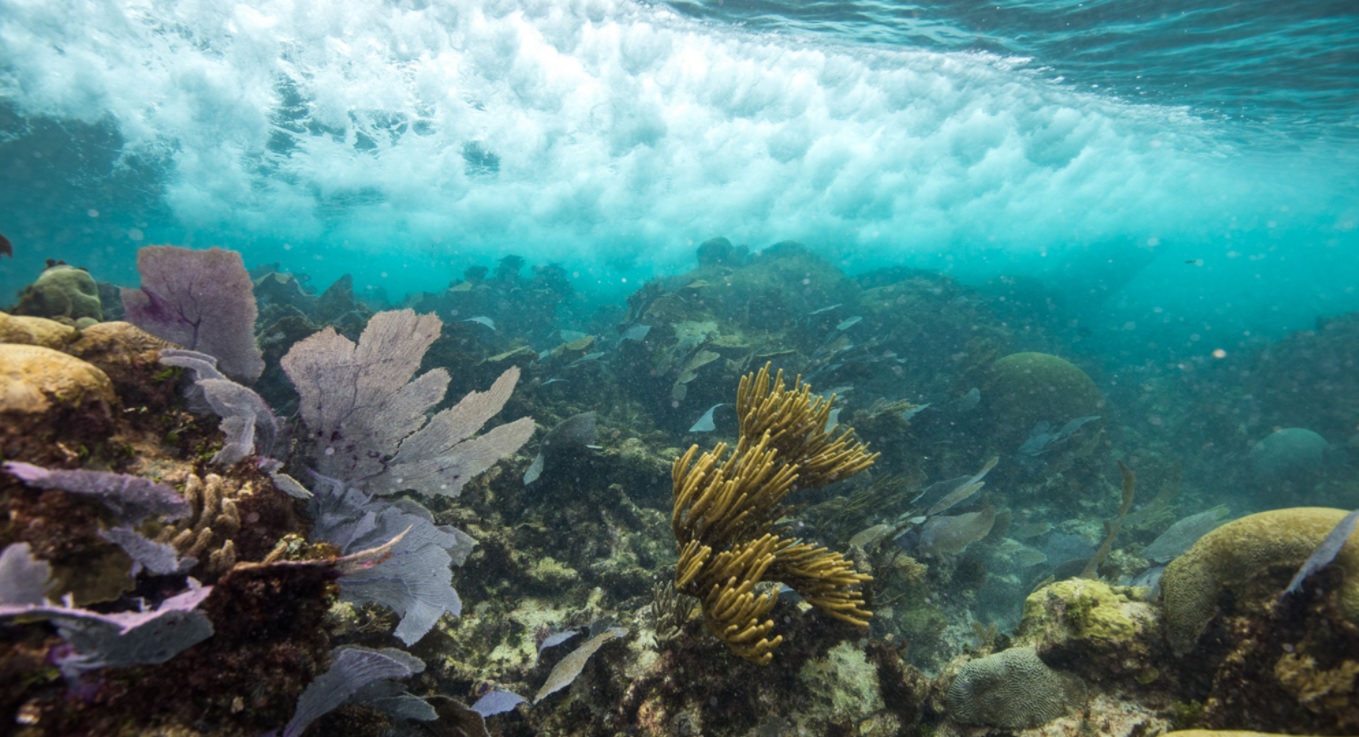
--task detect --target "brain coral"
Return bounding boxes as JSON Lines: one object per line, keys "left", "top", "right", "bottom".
{"left": 945, "top": 646, "right": 1072, "bottom": 728}
{"left": 1161, "top": 507, "right": 1359, "bottom": 657}
{"left": 982, "top": 352, "right": 1104, "bottom": 444}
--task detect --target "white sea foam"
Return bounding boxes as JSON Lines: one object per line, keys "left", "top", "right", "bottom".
{"left": 0, "top": 0, "right": 1354, "bottom": 336}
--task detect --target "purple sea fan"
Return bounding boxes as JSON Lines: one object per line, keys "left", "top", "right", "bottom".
{"left": 310, "top": 477, "right": 476, "bottom": 645}
{"left": 4, "top": 461, "right": 189, "bottom": 524}
{"left": 159, "top": 348, "right": 279, "bottom": 464}
{"left": 121, "top": 246, "right": 265, "bottom": 382}
{"left": 0, "top": 543, "right": 213, "bottom": 676}
{"left": 281, "top": 309, "right": 535, "bottom": 498}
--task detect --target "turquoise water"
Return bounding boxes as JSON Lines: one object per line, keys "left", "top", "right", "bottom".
{"left": 1, "top": 0, "right": 1357, "bottom": 355}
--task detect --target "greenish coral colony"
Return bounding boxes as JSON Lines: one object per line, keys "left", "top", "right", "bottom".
{"left": 1162, "top": 507, "right": 1359, "bottom": 657}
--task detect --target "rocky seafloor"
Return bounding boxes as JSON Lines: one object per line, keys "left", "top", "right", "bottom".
{"left": 0, "top": 239, "right": 1357, "bottom": 737}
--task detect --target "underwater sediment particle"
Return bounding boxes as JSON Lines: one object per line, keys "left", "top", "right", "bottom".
{"left": 1161, "top": 507, "right": 1359, "bottom": 658}
{"left": 12, "top": 264, "right": 104, "bottom": 324}
{"left": 945, "top": 646, "right": 1075, "bottom": 728}
{"left": 981, "top": 351, "right": 1104, "bottom": 445}
{"left": 0, "top": 343, "right": 115, "bottom": 413}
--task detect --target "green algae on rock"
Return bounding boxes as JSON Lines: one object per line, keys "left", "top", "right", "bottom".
{"left": 1017, "top": 578, "right": 1163, "bottom": 683}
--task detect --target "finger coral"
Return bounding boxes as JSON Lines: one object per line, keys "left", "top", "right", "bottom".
{"left": 671, "top": 363, "right": 876, "bottom": 664}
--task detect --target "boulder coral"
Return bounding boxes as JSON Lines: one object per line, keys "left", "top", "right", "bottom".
{"left": 981, "top": 351, "right": 1105, "bottom": 445}
{"left": 12, "top": 264, "right": 103, "bottom": 324}
{"left": 945, "top": 646, "right": 1077, "bottom": 728}
{"left": 1161, "top": 507, "right": 1359, "bottom": 657}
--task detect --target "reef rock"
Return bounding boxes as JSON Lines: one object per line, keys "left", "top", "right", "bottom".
{"left": 0, "top": 311, "right": 79, "bottom": 348}
{"left": 1017, "top": 578, "right": 1163, "bottom": 683}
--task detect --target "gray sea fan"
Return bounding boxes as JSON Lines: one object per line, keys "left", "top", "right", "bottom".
{"left": 283, "top": 646, "right": 425, "bottom": 737}
{"left": 1142, "top": 507, "right": 1227, "bottom": 564}
{"left": 159, "top": 348, "right": 279, "bottom": 464}
{"left": 4, "top": 462, "right": 189, "bottom": 524}
{"left": 0, "top": 543, "right": 213, "bottom": 676}
{"left": 282, "top": 309, "right": 534, "bottom": 498}
{"left": 310, "top": 478, "right": 476, "bottom": 645}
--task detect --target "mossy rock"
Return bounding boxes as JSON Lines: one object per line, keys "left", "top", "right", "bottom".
{"left": 1161, "top": 507, "right": 1359, "bottom": 657}
{"left": 981, "top": 352, "right": 1105, "bottom": 444}
{"left": 1017, "top": 578, "right": 1161, "bottom": 682}
{"left": 12, "top": 264, "right": 103, "bottom": 322}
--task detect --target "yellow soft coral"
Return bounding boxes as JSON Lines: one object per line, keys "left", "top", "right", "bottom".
{"left": 671, "top": 364, "right": 876, "bottom": 664}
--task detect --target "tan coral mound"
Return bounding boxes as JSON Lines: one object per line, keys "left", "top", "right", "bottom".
{"left": 0, "top": 343, "right": 115, "bottom": 413}
{"left": 0, "top": 311, "right": 79, "bottom": 348}
{"left": 1162, "top": 507, "right": 1359, "bottom": 657}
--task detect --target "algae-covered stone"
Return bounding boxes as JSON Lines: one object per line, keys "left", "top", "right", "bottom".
{"left": 1017, "top": 578, "right": 1161, "bottom": 681}
{"left": 1162, "top": 507, "right": 1359, "bottom": 657}
{"left": 0, "top": 344, "right": 116, "bottom": 413}
{"left": 798, "top": 641, "right": 885, "bottom": 723}
{"left": 982, "top": 351, "right": 1104, "bottom": 443}
{"left": 12, "top": 264, "right": 103, "bottom": 322}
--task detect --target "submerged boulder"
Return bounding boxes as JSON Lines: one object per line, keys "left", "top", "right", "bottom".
{"left": 1249, "top": 427, "right": 1328, "bottom": 481}
{"left": 981, "top": 351, "right": 1104, "bottom": 447}
{"left": 1017, "top": 578, "right": 1162, "bottom": 683}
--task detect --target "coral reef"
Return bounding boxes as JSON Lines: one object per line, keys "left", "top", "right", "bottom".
{"left": 7, "top": 240, "right": 1359, "bottom": 737}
